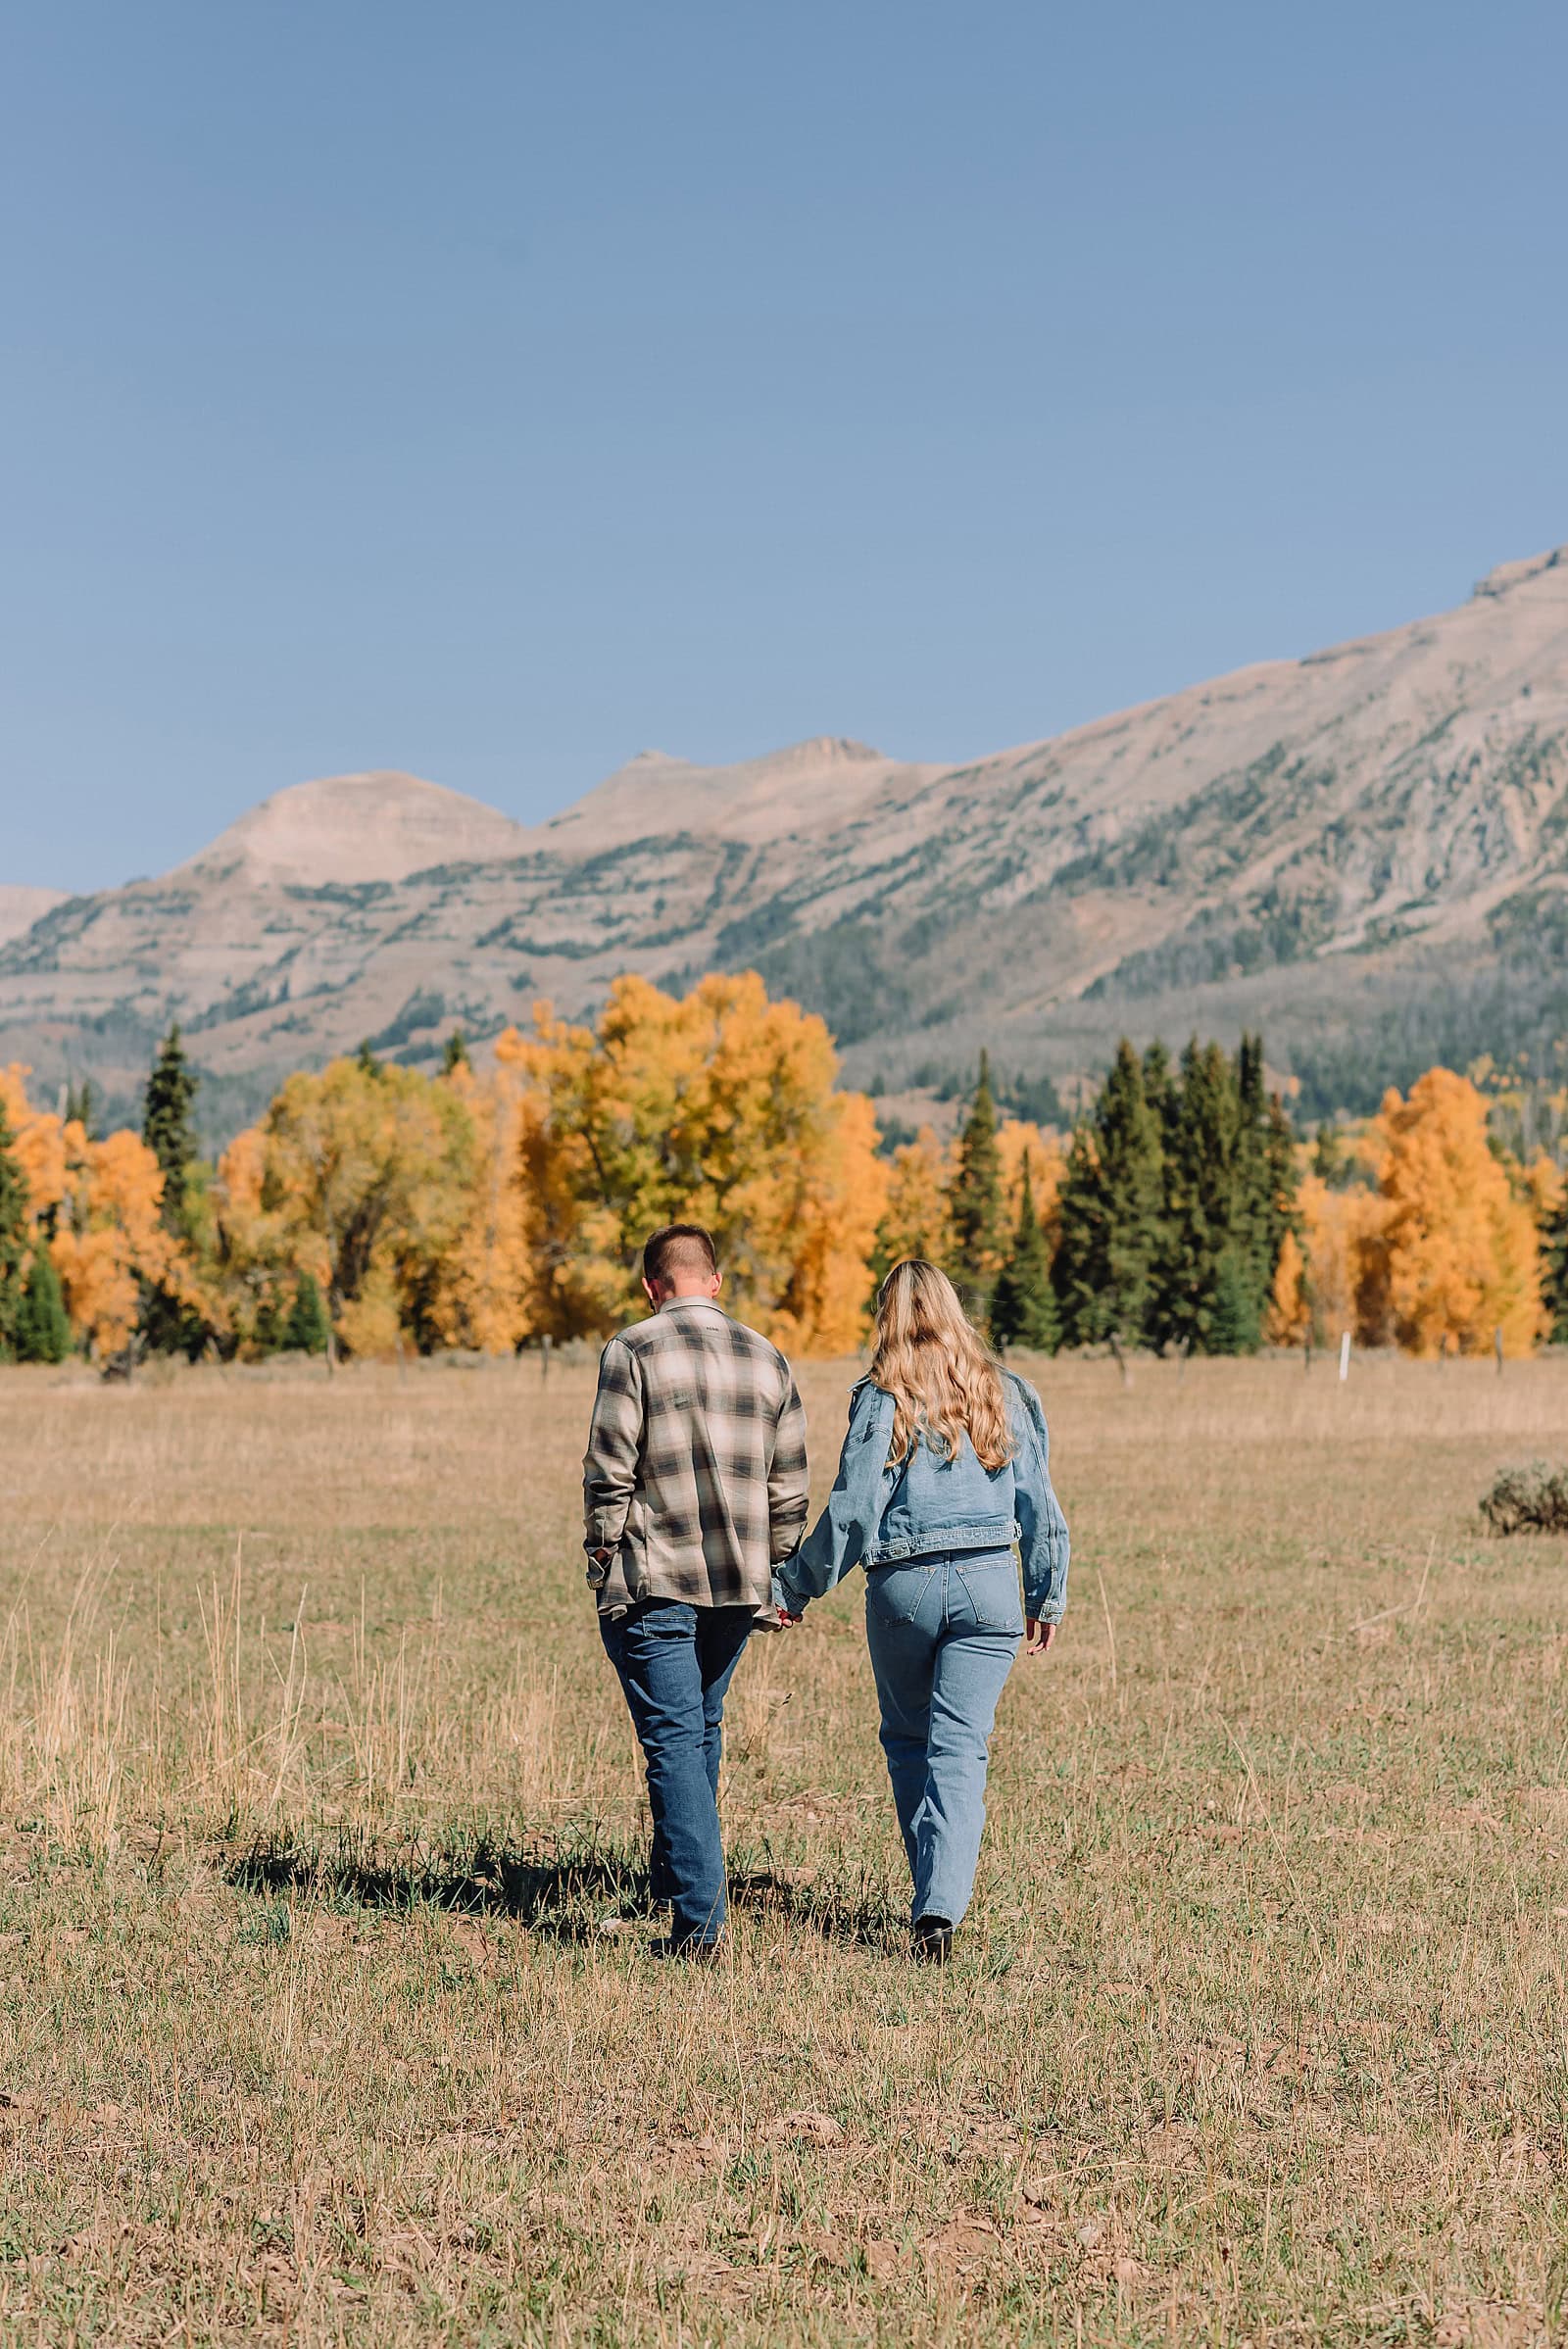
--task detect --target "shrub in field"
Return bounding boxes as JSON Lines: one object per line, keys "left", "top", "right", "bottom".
{"left": 1479, "top": 1462, "right": 1568, "bottom": 1536}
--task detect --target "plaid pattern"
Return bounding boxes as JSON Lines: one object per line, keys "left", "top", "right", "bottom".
{"left": 582, "top": 1299, "right": 809, "bottom": 1616}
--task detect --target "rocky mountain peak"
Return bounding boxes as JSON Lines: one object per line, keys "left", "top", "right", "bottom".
{"left": 170, "top": 771, "right": 532, "bottom": 888}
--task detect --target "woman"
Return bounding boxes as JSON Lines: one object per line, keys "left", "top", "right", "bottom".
{"left": 774, "top": 1259, "right": 1069, "bottom": 1961}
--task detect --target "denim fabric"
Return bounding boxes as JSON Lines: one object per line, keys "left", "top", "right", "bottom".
{"left": 863, "top": 1547, "right": 1023, "bottom": 1927}
{"left": 599, "top": 1598, "right": 755, "bottom": 1944}
{"left": 776, "top": 1372, "right": 1069, "bottom": 1623}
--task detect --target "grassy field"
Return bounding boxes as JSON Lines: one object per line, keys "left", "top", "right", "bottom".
{"left": 2, "top": 1348, "right": 1567, "bottom": 2346}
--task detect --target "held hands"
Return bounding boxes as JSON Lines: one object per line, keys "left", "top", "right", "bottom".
{"left": 1024, "top": 1617, "right": 1056, "bottom": 1657}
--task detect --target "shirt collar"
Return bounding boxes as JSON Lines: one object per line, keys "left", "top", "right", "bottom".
{"left": 658, "top": 1296, "right": 726, "bottom": 1316}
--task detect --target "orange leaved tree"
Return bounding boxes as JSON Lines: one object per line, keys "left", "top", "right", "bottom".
{"left": 499, "top": 971, "right": 886, "bottom": 1350}
{"left": 1357, "top": 1068, "right": 1544, "bottom": 1356}
{"left": 2, "top": 1064, "right": 197, "bottom": 1355}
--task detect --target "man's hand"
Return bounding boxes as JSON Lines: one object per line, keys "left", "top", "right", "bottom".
{"left": 1024, "top": 1617, "right": 1056, "bottom": 1656}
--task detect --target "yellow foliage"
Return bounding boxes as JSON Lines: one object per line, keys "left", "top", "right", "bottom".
{"left": 1296, "top": 1175, "right": 1389, "bottom": 1346}
{"left": 1265, "top": 1225, "right": 1311, "bottom": 1346}
{"left": 217, "top": 1057, "right": 479, "bottom": 1358}
{"left": 1358, "top": 1069, "right": 1544, "bottom": 1356}
{"left": 420, "top": 1058, "right": 537, "bottom": 1353}
{"left": 0, "top": 1064, "right": 68, "bottom": 1222}
{"left": 51, "top": 1125, "right": 185, "bottom": 1355}
{"left": 2, "top": 1063, "right": 195, "bottom": 1354}
{"left": 877, "top": 1127, "right": 955, "bottom": 1269}
{"left": 497, "top": 971, "right": 886, "bottom": 1348}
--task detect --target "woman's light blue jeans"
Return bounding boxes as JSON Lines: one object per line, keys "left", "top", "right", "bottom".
{"left": 864, "top": 1547, "right": 1023, "bottom": 1929}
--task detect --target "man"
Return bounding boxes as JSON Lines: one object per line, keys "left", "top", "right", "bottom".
{"left": 583, "top": 1223, "right": 809, "bottom": 1957}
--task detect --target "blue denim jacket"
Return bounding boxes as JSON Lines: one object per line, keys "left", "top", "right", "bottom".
{"left": 775, "top": 1371, "right": 1070, "bottom": 1623}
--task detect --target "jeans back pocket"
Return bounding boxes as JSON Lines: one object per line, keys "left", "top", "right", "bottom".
{"left": 952, "top": 1553, "right": 1025, "bottom": 1635}
{"left": 865, "top": 1562, "right": 933, "bottom": 1627}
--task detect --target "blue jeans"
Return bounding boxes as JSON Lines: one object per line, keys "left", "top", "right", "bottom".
{"left": 864, "top": 1548, "right": 1023, "bottom": 1928}
{"left": 598, "top": 1599, "right": 755, "bottom": 1946}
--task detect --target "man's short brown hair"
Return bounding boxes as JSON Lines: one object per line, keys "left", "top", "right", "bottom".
{"left": 643, "top": 1224, "right": 718, "bottom": 1289}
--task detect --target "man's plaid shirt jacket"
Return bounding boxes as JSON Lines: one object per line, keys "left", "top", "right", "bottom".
{"left": 582, "top": 1297, "right": 810, "bottom": 1616}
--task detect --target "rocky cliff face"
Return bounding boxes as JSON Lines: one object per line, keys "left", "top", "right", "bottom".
{"left": 3, "top": 550, "right": 1565, "bottom": 1135}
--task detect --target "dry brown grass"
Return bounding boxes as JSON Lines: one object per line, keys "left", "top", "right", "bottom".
{"left": 2, "top": 1348, "right": 1567, "bottom": 2344}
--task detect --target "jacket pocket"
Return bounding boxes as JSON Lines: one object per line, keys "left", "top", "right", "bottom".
{"left": 952, "top": 1553, "right": 1025, "bottom": 1636}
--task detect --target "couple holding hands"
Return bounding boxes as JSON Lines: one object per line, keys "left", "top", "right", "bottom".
{"left": 583, "top": 1225, "right": 1071, "bottom": 1962}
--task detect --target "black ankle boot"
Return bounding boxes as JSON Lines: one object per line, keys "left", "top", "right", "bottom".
{"left": 912, "top": 1915, "right": 954, "bottom": 1964}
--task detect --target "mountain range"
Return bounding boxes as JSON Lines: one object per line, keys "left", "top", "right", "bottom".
{"left": 3, "top": 546, "right": 1566, "bottom": 1140}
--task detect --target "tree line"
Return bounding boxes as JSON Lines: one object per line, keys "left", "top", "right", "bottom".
{"left": 1, "top": 972, "right": 1566, "bottom": 1364}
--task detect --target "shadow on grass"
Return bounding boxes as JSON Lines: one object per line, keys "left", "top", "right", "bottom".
{"left": 225, "top": 1829, "right": 646, "bottom": 1943}
{"left": 223, "top": 1832, "right": 901, "bottom": 1951}
{"left": 727, "top": 1864, "right": 899, "bottom": 1952}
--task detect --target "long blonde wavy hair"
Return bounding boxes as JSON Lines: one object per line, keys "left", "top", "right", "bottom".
{"left": 871, "top": 1259, "right": 1014, "bottom": 1471}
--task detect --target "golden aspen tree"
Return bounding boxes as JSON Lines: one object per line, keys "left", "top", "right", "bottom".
{"left": 1294, "top": 1173, "right": 1388, "bottom": 1346}
{"left": 51, "top": 1123, "right": 189, "bottom": 1354}
{"left": 217, "top": 1056, "right": 478, "bottom": 1357}
{"left": 997, "top": 1118, "right": 1066, "bottom": 1240}
{"left": 1358, "top": 1068, "right": 1544, "bottom": 1355}
{"left": 498, "top": 971, "right": 885, "bottom": 1346}
{"left": 876, "top": 1127, "right": 956, "bottom": 1272}
{"left": 420, "top": 1054, "right": 536, "bottom": 1352}
{"left": 0, "top": 1064, "right": 68, "bottom": 1218}
{"left": 2, "top": 1065, "right": 201, "bottom": 1355}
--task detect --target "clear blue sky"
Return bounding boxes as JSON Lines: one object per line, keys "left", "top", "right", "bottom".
{"left": 3, "top": 1, "right": 1565, "bottom": 890}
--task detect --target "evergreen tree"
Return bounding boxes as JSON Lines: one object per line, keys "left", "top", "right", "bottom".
{"left": 990, "top": 1155, "right": 1059, "bottom": 1352}
{"left": 1312, "top": 1122, "right": 1346, "bottom": 1185}
{"left": 1206, "top": 1245, "right": 1262, "bottom": 1355}
{"left": 442, "top": 1031, "right": 469, "bottom": 1074}
{"left": 1053, "top": 1039, "right": 1165, "bottom": 1346}
{"left": 356, "top": 1040, "right": 380, "bottom": 1078}
{"left": 65, "top": 1077, "right": 100, "bottom": 1140}
{"left": 14, "top": 1246, "right": 72, "bottom": 1363}
{"left": 143, "top": 1025, "right": 199, "bottom": 1225}
{"left": 1151, "top": 1038, "right": 1246, "bottom": 1354}
{"left": 283, "top": 1270, "right": 331, "bottom": 1354}
{"left": 1263, "top": 1091, "right": 1301, "bottom": 1267}
{"left": 0, "top": 1101, "right": 28, "bottom": 1358}
{"left": 949, "top": 1051, "right": 1006, "bottom": 1318}
{"left": 1142, "top": 1039, "right": 1174, "bottom": 1134}
{"left": 139, "top": 1024, "right": 206, "bottom": 1354}
{"left": 1544, "top": 1184, "right": 1568, "bottom": 1346}
{"left": 1233, "top": 1033, "right": 1270, "bottom": 1289}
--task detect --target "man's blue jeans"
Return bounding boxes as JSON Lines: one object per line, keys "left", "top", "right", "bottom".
{"left": 863, "top": 1548, "right": 1023, "bottom": 1928}
{"left": 599, "top": 1598, "right": 755, "bottom": 1946}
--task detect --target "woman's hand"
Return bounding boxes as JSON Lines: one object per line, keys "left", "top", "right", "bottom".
{"left": 1024, "top": 1617, "right": 1056, "bottom": 1656}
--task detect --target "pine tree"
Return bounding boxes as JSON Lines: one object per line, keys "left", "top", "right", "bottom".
{"left": 949, "top": 1051, "right": 1006, "bottom": 1319}
{"left": 356, "top": 1040, "right": 380, "bottom": 1079}
{"left": 65, "top": 1077, "right": 100, "bottom": 1140}
{"left": 1053, "top": 1039, "right": 1165, "bottom": 1346}
{"left": 143, "top": 1025, "right": 200, "bottom": 1223}
{"left": 1142, "top": 1039, "right": 1174, "bottom": 1134}
{"left": 1312, "top": 1122, "right": 1346, "bottom": 1185}
{"left": 1151, "top": 1038, "right": 1246, "bottom": 1354}
{"left": 1545, "top": 1184, "right": 1568, "bottom": 1345}
{"left": 283, "top": 1270, "right": 331, "bottom": 1354}
{"left": 1207, "top": 1245, "right": 1262, "bottom": 1355}
{"left": 990, "top": 1155, "right": 1059, "bottom": 1352}
{"left": 1232, "top": 1033, "right": 1294, "bottom": 1334}
{"left": 0, "top": 1101, "right": 29, "bottom": 1358}
{"left": 14, "top": 1246, "right": 72, "bottom": 1363}
{"left": 140, "top": 1024, "right": 206, "bottom": 1354}
{"left": 442, "top": 1031, "right": 469, "bottom": 1074}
